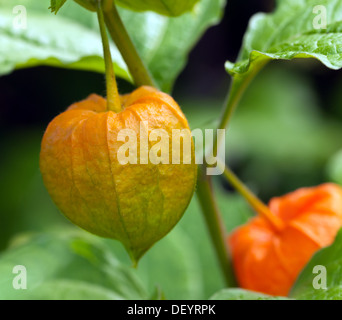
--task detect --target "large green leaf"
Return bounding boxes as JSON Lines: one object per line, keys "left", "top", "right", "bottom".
{"left": 227, "top": 0, "right": 342, "bottom": 75}
{"left": 209, "top": 288, "right": 288, "bottom": 300}
{"left": 116, "top": 0, "right": 200, "bottom": 17}
{"left": 0, "top": 0, "right": 225, "bottom": 92}
{"left": 0, "top": 1, "right": 129, "bottom": 80}
{"left": 52, "top": 0, "right": 200, "bottom": 16}
{"left": 122, "top": 0, "right": 225, "bottom": 91}
{"left": 290, "top": 229, "right": 342, "bottom": 300}
{"left": 0, "top": 231, "right": 148, "bottom": 300}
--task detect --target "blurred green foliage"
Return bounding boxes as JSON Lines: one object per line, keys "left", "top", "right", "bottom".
{"left": 1, "top": 63, "right": 342, "bottom": 299}
{"left": 2, "top": 0, "right": 342, "bottom": 301}
{"left": 187, "top": 64, "right": 342, "bottom": 199}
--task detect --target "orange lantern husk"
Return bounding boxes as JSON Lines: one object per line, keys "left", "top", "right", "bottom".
{"left": 40, "top": 86, "right": 197, "bottom": 263}
{"left": 228, "top": 183, "right": 342, "bottom": 296}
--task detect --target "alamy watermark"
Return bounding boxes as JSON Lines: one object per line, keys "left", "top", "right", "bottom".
{"left": 13, "top": 5, "right": 27, "bottom": 30}
{"left": 312, "top": 265, "right": 327, "bottom": 290}
{"left": 313, "top": 5, "right": 327, "bottom": 30}
{"left": 12, "top": 265, "right": 27, "bottom": 290}
{"left": 7, "top": 263, "right": 332, "bottom": 292}
{"left": 116, "top": 121, "right": 226, "bottom": 176}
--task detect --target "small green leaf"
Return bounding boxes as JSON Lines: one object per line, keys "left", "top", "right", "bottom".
{"left": 227, "top": 0, "right": 342, "bottom": 76}
{"left": 49, "top": 0, "right": 67, "bottom": 14}
{"left": 116, "top": 0, "right": 200, "bottom": 17}
{"left": 209, "top": 288, "right": 289, "bottom": 300}
{"left": 290, "top": 229, "right": 342, "bottom": 300}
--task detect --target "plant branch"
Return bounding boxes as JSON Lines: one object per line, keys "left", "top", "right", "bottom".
{"left": 96, "top": 0, "right": 121, "bottom": 112}
{"left": 103, "top": 2, "right": 157, "bottom": 88}
{"left": 196, "top": 166, "right": 237, "bottom": 287}
{"left": 196, "top": 63, "right": 268, "bottom": 287}
{"left": 211, "top": 62, "right": 285, "bottom": 231}
{"left": 223, "top": 165, "right": 284, "bottom": 231}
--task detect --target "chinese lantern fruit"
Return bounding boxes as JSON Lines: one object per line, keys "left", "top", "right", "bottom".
{"left": 229, "top": 183, "right": 342, "bottom": 296}
{"left": 40, "top": 86, "right": 197, "bottom": 262}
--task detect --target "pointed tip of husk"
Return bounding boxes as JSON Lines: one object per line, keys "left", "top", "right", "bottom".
{"left": 127, "top": 246, "right": 149, "bottom": 268}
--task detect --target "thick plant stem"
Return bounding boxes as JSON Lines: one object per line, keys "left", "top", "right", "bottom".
{"left": 103, "top": 2, "right": 156, "bottom": 88}
{"left": 212, "top": 63, "right": 285, "bottom": 231}
{"left": 195, "top": 75, "right": 252, "bottom": 288}
{"left": 196, "top": 166, "right": 237, "bottom": 287}
{"left": 196, "top": 63, "right": 268, "bottom": 287}
{"left": 223, "top": 165, "right": 284, "bottom": 231}
{"left": 96, "top": 1, "right": 121, "bottom": 113}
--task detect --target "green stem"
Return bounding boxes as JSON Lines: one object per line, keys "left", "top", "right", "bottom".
{"left": 196, "top": 166, "right": 237, "bottom": 287}
{"left": 196, "top": 63, "right": 268, "bottom": 287}
{"left": 223, "top": 165, "right": 284, "bottom": 231}
{"left": 96, "top": 0, "right": 121, "bottom": 113}
{"left": 103, "top": 2, "right": 156, "bottom": 88}
{"left": 196, "top": 76, "right": 253, "bottom": 287}
{"left": 212, "top": 62, "right": 286, "bottom": 231}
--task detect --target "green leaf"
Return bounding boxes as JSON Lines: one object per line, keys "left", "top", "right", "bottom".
{"left": 1, "top": 0, "right": 225, "bottom": 92}
{"left": 133, "top": 0, "right": 225, "bottom": 91}
{"left": 227, "top": 0, "right": 342, "bottom": 76}
{"left": 0, "top": 231, "right": 148, "bottom": 300}
{"left": 0, "top": 2, "right": 130, "bottom": 81}
{"left": 49, "top": 0, "right": 67, "bottom": 14}
{"left": 54, "top": 0, "right": 199, "bottom": 16}
{"left": 209, "top": 288, "right": 289, "bottom": 300}
{"left": 290, "top": 229, "right": 342, "bottom": 300}
{"left": 103, "top": 223, "right": 206, "bottom": 300}
{"left": 116, "top": 0, "right": 200, "bottom": 17}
